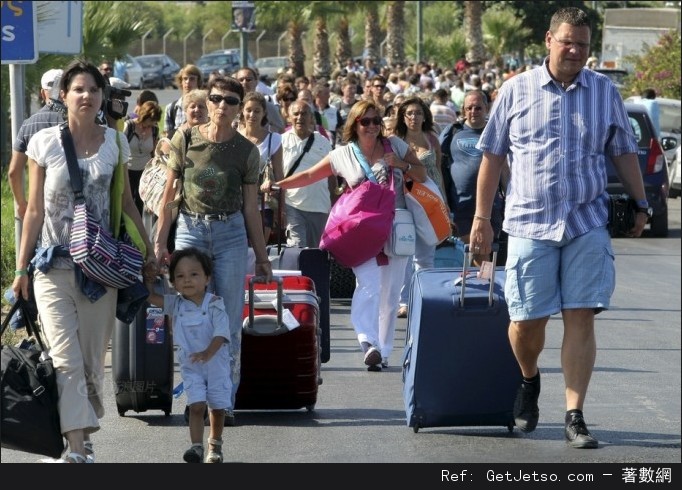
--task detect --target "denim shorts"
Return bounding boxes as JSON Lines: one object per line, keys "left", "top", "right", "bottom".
{"left": 504, "top": 226, "right": 615, "bottom": 321}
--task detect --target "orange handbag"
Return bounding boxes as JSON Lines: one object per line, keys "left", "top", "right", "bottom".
{"left": 404, "top": 177, "right": 451, "bottom": 246}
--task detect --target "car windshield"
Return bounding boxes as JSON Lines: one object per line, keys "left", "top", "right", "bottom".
{"left": 659, "top": 104, "right": 681, "bottom": 134}
{"left": 138, "top": 57, "right": 163, "bottom": 68}
{"left": 198, "top": 54, "right": 232, "bottom": 67}
{"left": 257, "top": 58, "right": 284, "bottom": 68}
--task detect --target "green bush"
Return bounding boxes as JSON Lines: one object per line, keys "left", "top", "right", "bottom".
{"left": 624, "top": 30, "right": 682, "bottom": 99}
{"left": 1, "top": 167, "right": 17, "bottom": 295}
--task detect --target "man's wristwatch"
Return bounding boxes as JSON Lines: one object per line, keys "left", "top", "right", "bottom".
{"left": 636, "top": 205, "right": 653, "bottom": 218}
{"left": 635, "top": 199, "right": 652, "bottom": 217}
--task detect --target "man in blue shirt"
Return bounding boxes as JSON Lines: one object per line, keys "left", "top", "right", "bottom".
{"left": 470, "top": 7, "right": 648, "bottom": 449}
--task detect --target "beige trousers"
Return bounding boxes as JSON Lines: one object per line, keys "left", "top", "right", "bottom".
{"left": 33, "top": 268, "right": 116, "bottom": 435}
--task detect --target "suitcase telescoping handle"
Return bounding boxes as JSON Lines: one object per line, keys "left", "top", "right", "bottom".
{"left": 246, "top": 275, "right": 283, "bottom": 329}
{"left": 460, "top": 243, "right": 499, "bottom": 307}
{"left": 270, "top": 184, "right": 283, "bottom": 254}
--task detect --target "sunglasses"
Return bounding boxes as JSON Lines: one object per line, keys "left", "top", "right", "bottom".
{"left": 357, "top": 116, "right": 383, "bottom": 127}
{"left": 373, "top": 84, "right": 385, "bottom": 89}
{"left": 208, "top": 94, "right": 241, "bottom": 106}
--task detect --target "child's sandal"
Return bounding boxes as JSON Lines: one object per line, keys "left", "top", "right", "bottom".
{"left": 205, "top": 438, "right": 223, "bottom": 463}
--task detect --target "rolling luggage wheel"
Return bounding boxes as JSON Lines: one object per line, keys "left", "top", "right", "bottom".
{"left": 507, "top": 423, "right": 514, "bottom": 433}
{"left": 305, "top": 404, "right": 315, "bottom": 412}
{"left": 118, "top": 411, "right": 126, "bottom": 417}
{"left": 413, "top": 424, "right": 420, "bottom": 433}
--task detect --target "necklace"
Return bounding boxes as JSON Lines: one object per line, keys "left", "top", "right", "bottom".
{"left": 362, "top": 139, "right": 379, "bottom": 163}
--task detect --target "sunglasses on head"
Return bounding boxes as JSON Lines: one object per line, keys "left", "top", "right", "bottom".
{"left": 208, "top": 94, "right": 241, "bottom": 106}
{"left": 357, "top": 116, "right": 383, "bottom": 127}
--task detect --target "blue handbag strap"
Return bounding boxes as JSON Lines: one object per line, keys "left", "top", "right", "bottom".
{"left": 350, "top": 141, "right": 378, "bottom": 183}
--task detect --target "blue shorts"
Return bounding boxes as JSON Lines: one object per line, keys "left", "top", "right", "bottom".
{"left": 504, "top": 227, "right": 615, "bottom": 321}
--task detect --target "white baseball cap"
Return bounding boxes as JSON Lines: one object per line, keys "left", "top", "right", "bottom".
{"left": 108, "top": 77, "right": 131, "bottom": 90}
{"left": 41, "top": 69, "right": 63, "bottom": 90}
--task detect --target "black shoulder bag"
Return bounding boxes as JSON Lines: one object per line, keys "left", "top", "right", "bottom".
{"left": 285, "top": 133, "right": 315, "bottom": 178}
{"left": 1, "top": 297, "right": 65, "bottom": 458}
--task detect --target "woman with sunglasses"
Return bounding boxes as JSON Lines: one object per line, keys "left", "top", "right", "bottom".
{"left": 154, "top": 75, "right": 272, "bottom": 430}
{"left": 393, "top": 96, "right": 449, "bottom": 319}
{"left": 276, "top": 82, "right": 298, "bottom": 129}
{"left": 276, "top": 100, "right": 424, "bottom": 371}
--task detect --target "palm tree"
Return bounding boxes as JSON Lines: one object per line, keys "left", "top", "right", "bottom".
{"left": 257, "top": 1, "right": 343, "bottom": 78}
{"left": 312, "top": 16, "right": 331, "bottom": 79}
{"left": 335, "top": 15, "right": 353, "bottom": 71}
{"left": 482, "top": 7, "right": 532, "bottom": 69}
{"left": 464, "top": 0, "right": 485, "bottom": 65}
{"left": 363, "top": 2, "right": 381, "bottom": 65}
{"left": 386, "top": 1, "right": 406, "bottom": 68}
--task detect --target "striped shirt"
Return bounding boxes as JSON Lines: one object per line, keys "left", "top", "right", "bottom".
{"left": 13, "top": 104, "right": 64, "bottom": 153}
{"left": 477, "top": 60, "right": 637, "bottom": 241}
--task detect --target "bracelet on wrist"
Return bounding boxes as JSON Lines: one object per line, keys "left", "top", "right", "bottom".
{"left": 474, "top": 215, "right": 491, "bottom": 221}
{"left": 635, "top": 199, "right": 649, "bottom": 208}
{"left": 15, "top": 269, "right": 28, "bottom": 277}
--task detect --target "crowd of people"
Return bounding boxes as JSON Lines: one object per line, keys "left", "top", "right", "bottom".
{"left": 6, "top": 6, "right": 651, "bottom": 463}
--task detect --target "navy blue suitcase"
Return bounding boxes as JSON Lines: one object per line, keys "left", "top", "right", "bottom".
{"left": 402, "top": 247, "right": 522, "bottom": 432}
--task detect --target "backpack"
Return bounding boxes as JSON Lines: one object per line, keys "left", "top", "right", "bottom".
{"left": 440, "top": 121, "right": 463, "bottom": 211}
{"left": 124, "top": 118, "right": 159, "bottom": 144}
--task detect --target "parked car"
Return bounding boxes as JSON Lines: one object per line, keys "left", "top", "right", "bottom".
{"left": 116, "top": 54, "right": 144, "bottom": 89}
{"left": 195, "top": 49, "right": 255, "bottom": 82}
{"left": 254, "top": 56, "right": 289, "bottom": 80}
{"left": 135, "top": 54, "right": 180, "bottom": 89}
{"left": 625, "top": 96, "right": 681, "bottom": 166}
{"left": 670, "top": 144, "right": 681, "bottom": 198}
{"left": 606, "top": 103, "right": 671, "bottom": 236}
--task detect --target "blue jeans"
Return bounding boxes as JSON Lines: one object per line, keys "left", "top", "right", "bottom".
{"left": 174, "top": 211, "right": 248, "bottom": 409}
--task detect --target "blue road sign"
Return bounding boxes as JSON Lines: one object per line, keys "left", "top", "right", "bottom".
{"left": 1, "top": 1, "right": 38, "bottom": 64}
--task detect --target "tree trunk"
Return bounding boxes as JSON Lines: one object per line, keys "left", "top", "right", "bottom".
{"left": 289, "top": 21, "right": 306, "bottom": 77}
{"left": 313, "top": 17, "right": 331, "bottom": 79}
{"left": 364, "top": 4, "right": 380, "bottom": 63}
{"left": 386, "top": 1, "right": 406, "bottom": 68}
{"left": 464, "top": 1, "right": 485, "bottom": 65}
{"left": 336, "top": 16, "right": 353, "bottom": 71}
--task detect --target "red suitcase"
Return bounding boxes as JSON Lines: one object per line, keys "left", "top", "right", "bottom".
{"left": 235, "top": 275, "right": 320, "bottom": 411}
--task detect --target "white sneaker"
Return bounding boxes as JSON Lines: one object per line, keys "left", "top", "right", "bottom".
{"left": 40, "top": 452, "right": 92, "bottom": 463}
{"left": 40, "top": 442, "right": 95, "bottom": 463}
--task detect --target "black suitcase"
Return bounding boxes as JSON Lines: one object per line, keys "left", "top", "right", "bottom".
{"left": 402, "top": 245, "right": 522, "bottom": 432}
{"left": 268, "top": 246, "right": 331, "bottom": 363}
{"left": 112, "top": 278, "right": 174, "bottom": 417}
{"left": 253, "top": 187, "right": 332, "bottom": 362}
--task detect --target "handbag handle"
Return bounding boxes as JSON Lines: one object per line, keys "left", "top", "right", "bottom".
{"left": 0, "top": 297, "right": 48, "bottom": 351}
